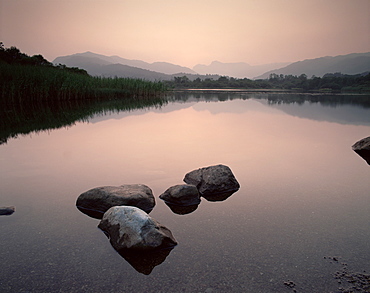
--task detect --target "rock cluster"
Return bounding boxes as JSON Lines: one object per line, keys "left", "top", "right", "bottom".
{"left": 77, "top": 185, "right": 177, "bottom": 274}
{"left": 158, "top": 164, "right": 240, "bottom": 214}
{"left": 76, "top": 164, "right": 239, "bottom": 274}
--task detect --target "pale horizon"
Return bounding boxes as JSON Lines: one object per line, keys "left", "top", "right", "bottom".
{"left": 1, "top": 0, "right": 369, "bottom": 68}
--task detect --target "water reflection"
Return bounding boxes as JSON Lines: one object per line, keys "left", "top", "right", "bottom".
{"left": 117, "top": 247, "right": 175, "bottom": 275}
{"left": 169, "top": 91, "right": 370, "bottom": 108}
{"left": 201, "top": 191, "right": 237, "bottom": 202}
{"left": 170, "top": 91, "right": 370, "bottom": 126}
{"left": 161, "top": 190, "right": 237, "bottom": 215}
{"left": 76, "top": 206, "right": 104, "bottom": 219}
{"left": 1, "top": 92, "right": 369, "bottom": 144}
{"left": 0, "top": 96, "right": 168, "bottom": 144}
{"left": 163, "top": 202, "right": 199, "bottom": 215}
{"left": 1, "top": 91, "right": 370, "bottom": 292}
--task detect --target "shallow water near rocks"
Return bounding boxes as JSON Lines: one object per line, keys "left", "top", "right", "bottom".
{"left": 1, "top": 92, "right": 369, "bottom": 292}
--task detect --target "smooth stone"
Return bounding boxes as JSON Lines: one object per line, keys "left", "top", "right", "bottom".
{"left": 76, "top": 184, "right": 155, "bottom": 218}
{"left": 98, "top": 206, "right": 177, "bottom": 251}
{"left": 159, "top": 184, "right": 201, "bottom": 206}
{"left": 184, "top": 164, "right": 240, "bottom": 197}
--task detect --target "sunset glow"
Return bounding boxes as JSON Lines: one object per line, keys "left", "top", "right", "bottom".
{"left": 1, "top": 0, "right": 369, "bottom": 67}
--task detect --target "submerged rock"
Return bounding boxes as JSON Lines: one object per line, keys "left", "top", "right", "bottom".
{"left": 159, "top": 184, "right": 201, "bottom": 206}
{"left": 184, "top": 164, "right": 240, "bottom": 198}
{"left": 98, "top": 206, "right": 177, "bottom": 251}
{"left": 76, "top": 184, "right": 155, "bottom": 218}
{"left": 0, "top": 206, "right": 15, "bottom": 216}
{"left": 352, "top": 136, "right": 370, "bottom": 165}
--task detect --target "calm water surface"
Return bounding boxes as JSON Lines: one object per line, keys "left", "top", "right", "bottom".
{"left": 1, "top": 93, "right": 369, "bottom": 292}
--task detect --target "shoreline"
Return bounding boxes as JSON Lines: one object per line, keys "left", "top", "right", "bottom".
{"left": 170, "top": 88, "right": 370, "bottom": 95}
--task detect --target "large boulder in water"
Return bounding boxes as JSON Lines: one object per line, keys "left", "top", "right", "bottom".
{"left": 98, "top": 206, "right": 177, "bottom": 251}
{"left": 352, "top": 136, "right": 370, "bottom": 165}
{"left": 76, "top": 184, "right": 155, "bottom": 218}
{"left": 159, "top": 184, "right": 201, "bottom": 206}
{"left": 184, "top": 164, "right": 240, "bottom": 198}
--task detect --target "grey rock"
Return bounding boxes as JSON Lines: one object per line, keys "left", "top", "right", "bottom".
{"left": 98, "top": 206, "right": 177, "bottom": 251}
{"left": 184, "top": 164, "right": 240, "bottom": 198}
{"left": 159, "top": 184, "right": 201, "bottom": 206}
{"left": 352, "top": 136, "right": 370, "bottom": 165}
{"left": 76, "top": 184, "right": 155, "bottom": 218}
{"left": 0, "top": 206, "right": 15, "bottom": 216}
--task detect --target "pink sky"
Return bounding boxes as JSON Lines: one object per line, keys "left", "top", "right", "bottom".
{"left": 1, "top": 0, "right": 369, "bottom": 67}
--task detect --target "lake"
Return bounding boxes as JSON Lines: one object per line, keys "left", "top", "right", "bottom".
{"left": 1, "top": 92, "right": 369, "bottom": 292}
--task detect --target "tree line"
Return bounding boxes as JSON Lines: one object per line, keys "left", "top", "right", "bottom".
{"left": 166, "top": 72, "right": 370, "bottom": 93}
{"left": 0, "top": 42, "right": 88, "bottom": 75}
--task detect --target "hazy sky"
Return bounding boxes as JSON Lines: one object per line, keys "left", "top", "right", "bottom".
{"left": 1, "top": 0, "right": 369, "bottom": 67}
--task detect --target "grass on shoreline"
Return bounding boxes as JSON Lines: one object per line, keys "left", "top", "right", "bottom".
{"left": 0, "top": 61, "right": 167, "bottom": 103}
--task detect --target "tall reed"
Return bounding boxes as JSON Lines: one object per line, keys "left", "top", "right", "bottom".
{"left": 0, "top": 62, "right": 167, "bottom": 104}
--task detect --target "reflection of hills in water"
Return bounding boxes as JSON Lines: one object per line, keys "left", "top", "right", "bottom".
{"left": 89, "top": 92, "right": 370, "bottom": 126}
{"left": 174, "top": 92, "right": 370, "bottom": 126}
{"left": 1, "top": 92, "right": 369, "bottom": 144}
{"left": 259, "top": 94, "right": 370, "bottom": 126}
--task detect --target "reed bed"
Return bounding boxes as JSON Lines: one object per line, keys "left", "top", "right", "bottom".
{"left": 0, "top": 62, "right": 167, "bottom": 104}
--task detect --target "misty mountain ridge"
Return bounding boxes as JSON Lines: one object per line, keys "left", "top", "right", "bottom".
{"left": 193, "top": 60, "right": 291, "bottom": 79}
{"left": 53, "top": 51, "right": 370, "bottom": 81}
{"left": 256, "top": 52, "right": 370, "bottom": 79}
{"left": 54, "top": 52, "right": 288, "bottom": 79}
{"left": 53, "top": 53, "right": 221, "bottom": 81}
{"left": 54, "top": 52, "right": 196, "bottom": 75}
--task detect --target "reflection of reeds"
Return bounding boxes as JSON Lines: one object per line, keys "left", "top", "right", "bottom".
{"left": 0, "top": 60, "right": 168, "bottom": 143}
{"left": 0, "top": 96, "right": 168, "bottom": 145}
{"left": 0, "top": 62, "right": 167, "bottom": 103}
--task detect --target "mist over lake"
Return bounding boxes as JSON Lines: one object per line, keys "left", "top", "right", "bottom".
{"left": 1, "top": 92, "right": 369, "bottom": 292}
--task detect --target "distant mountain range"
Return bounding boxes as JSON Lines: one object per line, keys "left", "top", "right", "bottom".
{"left": 53, "top": 52, "right": 370, "bottom": 81}
{"left": 193, "top": 61, "right": 291, "bottom": 79}
{"left": 53, "top": 52, "right": 200, "bottom": 81}
{"left": 55, "top": 51, "right": 196, "bottom": 75}
{"left": 256, "top": 52, "right": 370, "bottom": 79}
